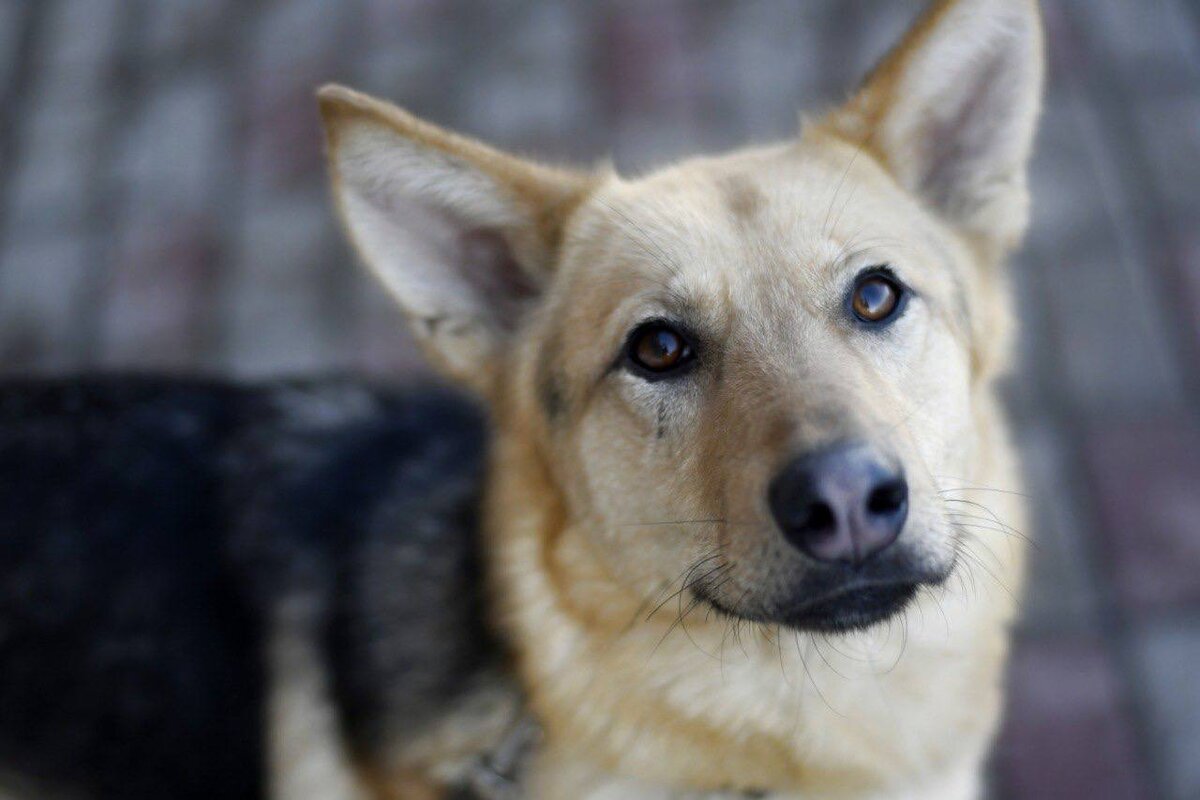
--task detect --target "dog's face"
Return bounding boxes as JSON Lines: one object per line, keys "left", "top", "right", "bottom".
{"left": 527, "top": 148, "right": 979, "bottom": 632}
{"left": 322, "top": 0, "right": 1042, "bottom": 633}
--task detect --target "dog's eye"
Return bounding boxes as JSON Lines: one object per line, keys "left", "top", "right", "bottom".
{"left": 627, "top": 323, "right": 694, "bottom": 375}
{"left": 850, "top": 271, "right": 903, "bottom": 324}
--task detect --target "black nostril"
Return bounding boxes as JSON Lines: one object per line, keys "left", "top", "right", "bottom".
{"left": 768, "top": 442, "right": 907, "bottom": 565}
{"left": 867, "top": 479, "right": 907, "bottom": 516}
{"left": 797, "top": 500, "right": 836, "bottom": 534}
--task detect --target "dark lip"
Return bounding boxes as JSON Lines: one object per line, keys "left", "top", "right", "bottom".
{"left": 695, "top": 572, "right": 941, "bottom": 634}
{"left": 774, "top": 580, "right": 920, "bottom": 633}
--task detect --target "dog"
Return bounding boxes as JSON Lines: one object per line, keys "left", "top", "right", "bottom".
{"left": 0, "top": 0, "right": 1041, "bottom": 797}
{"left": 319, "top": 0, "right": 1042, "bottom": 796}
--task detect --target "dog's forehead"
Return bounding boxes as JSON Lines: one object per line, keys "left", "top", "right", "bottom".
{"left": 562, "top": 137, "right": 939, "bottom": 304}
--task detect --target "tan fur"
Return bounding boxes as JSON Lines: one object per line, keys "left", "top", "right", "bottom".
{"left": 266, "top": 607, "right": 373, "bottom": 800}
{"left": 320, "top": 1, "right": 1043, "bottom": 797}
{"left": 357, "top": 769, "right": 444, "bottom": 800}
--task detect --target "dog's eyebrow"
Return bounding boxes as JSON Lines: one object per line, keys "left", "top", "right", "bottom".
{"left": 718, "top": 175, "right": 765, "bottom": 221}
{"left": 593, "top": 196, "right": 684, "bottom": 279}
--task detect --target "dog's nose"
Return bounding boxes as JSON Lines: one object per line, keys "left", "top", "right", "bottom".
{"left": 768, "top": 442, "right": 908, "bottom": 565}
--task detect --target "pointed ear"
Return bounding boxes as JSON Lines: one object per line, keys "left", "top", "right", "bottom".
{"left": 319, "top": 85, "right": 593, "bottom": 396}
{"left": 823, "top": 0, "right": 1044, "bottom": 254}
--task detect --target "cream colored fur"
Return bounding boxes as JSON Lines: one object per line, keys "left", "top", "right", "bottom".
{"left": 320, "top": 1, "right": 1043, "bottom": 797}
{"left": 266, "top": 605, "right": 373, "bottom": 800}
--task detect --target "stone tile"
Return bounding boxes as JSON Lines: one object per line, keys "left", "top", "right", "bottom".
{"left": 36, "top": 0, "right": 123, "bottom": 78}
{"left": 358, "top": 0, "right": 454, "bottom": 116}
{"left": 1122, "top": 92, "right": 1200, "bottom": 374}
{"left": 109, "top": 71, "right": 229, "bottom": 219}
{"left": 0, "top": 2, "right": 26, "bottom": 95}
{"left": 94, "top": 72, "right": 230, "bottom": 368}
{"left": 1176, "top": 225, "right": 1200, "bottom": 358}
{"left": 1024, "top": 101, "right": 1104, "bottom": 243}
{"left": 1055, "top": 4, "right": 1200, "bottom": 404}
{"left": 994, "top": 636, "right": 1152, "bottom": 800}
{"left": 243, "top": 0, "right": 354, "bottom": 201}
{"left": 351, "top": 271, "right": 429, "bottom": 380}
{"left": 5, "top": 77, "right": 106, "bottom": 235}
{"left": 249, "top": 0, "right": 349, "bottom": 80}
{"left": 601, "top": 5, "right": 708, "bottom": 167}
{"left": 97, "top": 217, "right": 222, "bottom": 369}
{"left": 1082, "top": 418, "right": 1200, "bottom": 613}
{"left": 1022, "top": 7, "right": 1192, "bottom": 419}
{"left": 6, "top": 126, "right": 93, "bottom": 234}
{"left": 0, "top": 235, "right": 94, "bottom": 372}
{"left": 1132, "top": 619, "right": 1200, "bottom": 800}
{"left": 143, "top": 0, "right": 230, "bottom": 59}
{"left": 1012, "top": 424, "right": 1102, "bottom": 635}
{"left": 455, "top": 4, "right": 599, "bottom": 161}
{"left": 1007, "top": 207, "right": 1063, "bottom": 426}
{"left": 219, "top": 192, "right": 348, "bottom": 376}
{"left": 1079, "top": 0, "right": 1200, "bottom": 93}
{"left": 1022, "top": 222, "right": 1186, "bottom": 416}
{"left": 690, "top": 1, "right": 827, "bottom": 147}
{"left": 243, "top": 74, "right": 329, "bottom": 201}
{"left": 1128, "top": 93, "right": 1200, "bottom": 225}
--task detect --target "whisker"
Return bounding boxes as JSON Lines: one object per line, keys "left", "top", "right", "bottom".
{"left": 953, "top": 531, "right": 1022, "bottom": 609}
{"left": 811, "top": 634, "right": 848, "bottom": 679}
{"left": 939, "top": 498, "right": 1038, "bottom": 549}
{"left": 618, "top": 518, "right": 728, "bottom": 528}
{"left": 943, "top": 513, "right": 1037, "bottom": 547}
{"left": 651, "top": 595, "right": 706, "bottom": 656}
{"left": 643, "top": 555, "right": 724, "bottom": 622}
{"left": 594, "top": 197, "right": 682, "bottom": 279}
{"left": 793, "top": 630, "right": 844, "bottom": 718}
{"left": 821, "top": 128, "right": 875, "bottom": 240}
{"left": 935, "top": 480, "right": 1031, "bottom": 499}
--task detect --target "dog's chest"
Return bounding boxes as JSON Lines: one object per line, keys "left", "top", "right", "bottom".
{"left": 525, "top": 588, "right": 1009, "bottom": 798}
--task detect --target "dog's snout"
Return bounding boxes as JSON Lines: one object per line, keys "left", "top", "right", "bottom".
{"left": 768, "top": 442, "right": 908, "bottom": 565}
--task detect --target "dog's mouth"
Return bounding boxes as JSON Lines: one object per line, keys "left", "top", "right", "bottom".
{"left": 697, "top": 578, "right": 919, "bottom": 633}
{"left": 772, "top": 579, "right": 920, "bottom": 632}
{"left": 693, "top": 556, "right": 951, "bottom": 634}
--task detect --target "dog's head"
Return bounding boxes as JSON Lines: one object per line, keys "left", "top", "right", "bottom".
{"left": 321, "top": 0, "right": 1042, "bottom": 633}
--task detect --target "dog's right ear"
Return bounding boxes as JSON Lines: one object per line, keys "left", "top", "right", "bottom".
{"left": 821, "top": 0, "right": 1044, "bottom": 257}
{"left": 319, "top": 85, "right": 593, "bottom": 396}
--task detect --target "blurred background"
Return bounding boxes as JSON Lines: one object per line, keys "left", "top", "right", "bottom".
{"left": 0, "top": 1, "right": 1197, "bottom": 798}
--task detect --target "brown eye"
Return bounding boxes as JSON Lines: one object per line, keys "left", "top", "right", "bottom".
{"left": 628, "top": 323, "right": 694, "bottom": 375}
{"left": 851, "top": 272, "right": 903, "bottom": 324}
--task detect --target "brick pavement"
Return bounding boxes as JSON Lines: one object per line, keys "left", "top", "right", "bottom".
{"left": 1, "top": 2, "right": 1198, "bottom": 797}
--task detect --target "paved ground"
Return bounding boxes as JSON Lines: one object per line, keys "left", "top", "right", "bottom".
{"left": 1, "top": 2, "right": 1198, "bottom": 798}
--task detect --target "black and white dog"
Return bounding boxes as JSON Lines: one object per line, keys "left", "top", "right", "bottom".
{"left": 0, "top": 376, "right": 520, "bottom": 800}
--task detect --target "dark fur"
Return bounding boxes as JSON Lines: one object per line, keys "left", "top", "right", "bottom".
{"left": 0, "top": 375, "right": 498, "bottom": 799}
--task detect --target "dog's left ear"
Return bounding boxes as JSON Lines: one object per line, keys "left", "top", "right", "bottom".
{"left": 824, "top": 0, "right": 1044, "bottom": 254}
{"left": 319, "top": 85, "right": 593, "bottom": 397}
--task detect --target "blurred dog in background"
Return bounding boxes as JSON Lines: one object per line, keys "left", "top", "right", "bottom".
{"left": 0, "top": 0, "right": 1041, "bottom": 797}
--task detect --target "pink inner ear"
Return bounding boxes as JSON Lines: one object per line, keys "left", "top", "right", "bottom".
{"left": 457, "top": 228, "right": 539, "bottom": 332}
